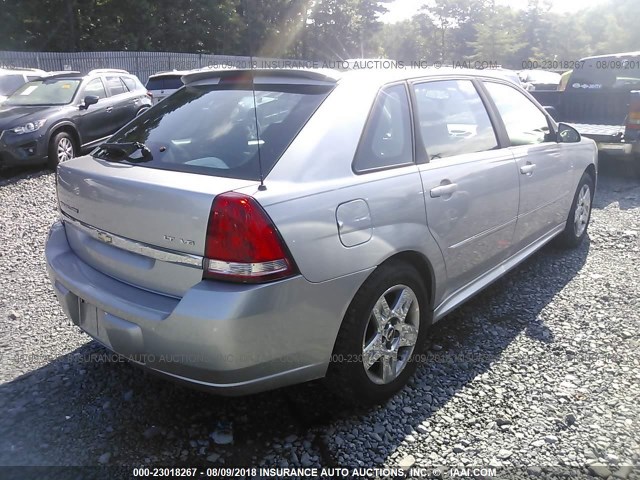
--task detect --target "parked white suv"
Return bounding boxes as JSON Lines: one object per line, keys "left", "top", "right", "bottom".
{"left": 0, "top": 67, "right": 46, "bottom": 104}
{"left": 145, "top": 70, "right": 192, "bottom": 105}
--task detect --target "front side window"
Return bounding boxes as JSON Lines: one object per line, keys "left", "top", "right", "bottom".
{"left": 95, "top": 83, "right": 332, "bottom": 181}
{"left": 353, "top": 84, "right": 413, "bottom": 172}
{"left": 484, "top": 81, "right": 551, "bottom": 146}
{"left": 5, "top": 79, "right": 81, "bottom": 106}
{"left": 413, "top": 79, "right": 498, "bottom": 160}
{"left": 84, "top": 78, "right": 107, "bottom": 99}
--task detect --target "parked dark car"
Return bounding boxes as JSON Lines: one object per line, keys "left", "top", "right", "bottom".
{"left": 0, "top": 69, "right": 151, "bottom": 169}
{"left": 530, "top": 52, "right": 640, "bottom": 175}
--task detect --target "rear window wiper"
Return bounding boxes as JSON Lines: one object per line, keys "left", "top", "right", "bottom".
{"left": 97, "top": 142, "right": 153, "bottom": 163}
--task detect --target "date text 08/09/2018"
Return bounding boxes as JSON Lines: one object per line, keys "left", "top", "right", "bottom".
{"left": 131, "top": 466, "right": 498, "bottom": 478}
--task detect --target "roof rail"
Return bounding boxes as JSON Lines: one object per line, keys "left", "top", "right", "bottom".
{"left": 39, "top": 71, "right": 82, "bottom": 78}
{"left": 0, "top": 66, "right": 45, "bottom": 73}
{"left": 88, "top": 68, "right": 129, "bottom": 75}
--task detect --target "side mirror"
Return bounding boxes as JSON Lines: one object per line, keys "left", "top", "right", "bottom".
{"left": 557, "top": 122, "right": 581, "bottom": 143}
{"left": 80, "top": 95, "right": 99, "bottom": 110}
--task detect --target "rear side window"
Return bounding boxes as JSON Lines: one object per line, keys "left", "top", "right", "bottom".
{"left": 484, "top": 82, "right": 551, "bottom": 146}
{"left": 121, "top": 76, "right": 141, "bottom": 92}
{"left": 412, "top": 79, "right": 497, "bottom": 160}
{"left": 353, "top": 84, "right": 413, "bottom": 172}
{"left": 105, "top": 76, "right": 126, "bottom": 96}
{"left": 569, "top": 58, "right": 640, "bottom": 90}
{"left": 83, "top": 78, "right": 107, "bottom": 99}
{"left": 97, "top": 83, "right": 332, "bottom": 180}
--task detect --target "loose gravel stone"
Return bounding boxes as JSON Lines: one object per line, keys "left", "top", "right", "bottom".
{"left": 0, "top": 164, "right": 639, "bottom": 475}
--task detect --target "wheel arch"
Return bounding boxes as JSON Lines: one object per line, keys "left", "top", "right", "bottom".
{"left": 48, "top": 122, "right": 81, "bottom": 151}
{"left": 584, "top": 163, "right": 597, "bottom": 189}
{"left": 377, "top": 250, "right": 436, "bottom": 322}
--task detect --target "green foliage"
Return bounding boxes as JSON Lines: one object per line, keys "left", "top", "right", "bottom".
{"left": 0, "top": 0, "right": 637, "bottom": 67}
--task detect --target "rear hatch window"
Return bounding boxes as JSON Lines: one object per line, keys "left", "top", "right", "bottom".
{"left": 145, "top": 75, "right": 184, "bottom": 90}
{"left": 569, "top": 57, "right": 640, "bottom": 91}
{"left": 95, "top": 83, "right": 332, "bottom": 180}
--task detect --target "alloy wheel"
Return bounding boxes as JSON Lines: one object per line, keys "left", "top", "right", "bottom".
{"left": 573, "top": 184, "right": 591, "bottom": 237}
{"left": 362, "top": 285, "right": 420, "bottom": 385}
{"left": 57, "top": 137, "right": 74, "bottom": 163}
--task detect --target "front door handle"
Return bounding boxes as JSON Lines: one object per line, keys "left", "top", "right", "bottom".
{"left": 520, "top": 163, "right": 536, "bottom": 175}
{"left": 430, "top": 182, "right": 458, "bottom": 198}
{"left": 106, "top": 106, "right": 113, "bottom": 113}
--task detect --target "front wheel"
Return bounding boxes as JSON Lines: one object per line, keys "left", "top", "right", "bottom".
{"left": 324, "top": 262, "right": 429, "bottom": 406}
{"left": 555, "top": 172, "right": 594, "bottom": 248}
{"left": 47, "top": 132, "right": 76, "bottom": 170}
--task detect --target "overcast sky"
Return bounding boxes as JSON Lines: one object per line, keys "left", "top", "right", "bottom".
{"left": 381, "top": 0, "right": 607, "bottom": 23}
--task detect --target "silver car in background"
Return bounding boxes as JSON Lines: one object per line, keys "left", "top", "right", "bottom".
{"left": 46, "top": 67, "right": 597, "bottom": 405}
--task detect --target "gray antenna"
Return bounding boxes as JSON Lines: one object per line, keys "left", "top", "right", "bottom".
{"left": 244, "top": 0, "right": 266, "bottom": 191}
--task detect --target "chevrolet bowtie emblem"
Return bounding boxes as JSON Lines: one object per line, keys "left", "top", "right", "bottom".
{"left": 97, "top": 231, "right": 113, "bottom": 244}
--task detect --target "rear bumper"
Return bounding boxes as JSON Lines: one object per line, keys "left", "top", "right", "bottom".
{"left": 45, "top": 221, "right": 370, "bottom": 395}
{"left": 596, "top": 141, "right": 638, "bottom": 158}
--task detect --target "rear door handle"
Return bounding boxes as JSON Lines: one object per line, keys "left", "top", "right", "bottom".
{"left": 106, "top": 106, "right": 113, "bottom": 113}
{"left": 430, "top": 182, "right": 458, "bottom": 198}
{"left": 520, "top": 163, "right": 536, "bottom": 175}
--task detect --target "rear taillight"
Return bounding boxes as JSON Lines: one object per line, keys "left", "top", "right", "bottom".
{"left": 627, "top": 95, "right": 640, "bottom": 130}
{"left": 203, "top": 192, "right": 296, "bottom": 283}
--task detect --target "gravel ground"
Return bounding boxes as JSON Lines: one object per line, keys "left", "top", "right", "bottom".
{"left": 0, "top": 161, "right": 639, "bottom": 479}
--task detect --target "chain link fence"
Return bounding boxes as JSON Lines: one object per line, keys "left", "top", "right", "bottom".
{"left": 0, "top": 51, "right": 290, "bottom": 84}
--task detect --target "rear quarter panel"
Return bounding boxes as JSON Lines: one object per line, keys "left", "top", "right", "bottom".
{"left": 237, "top": 76, "right": 447, "bottom": 304}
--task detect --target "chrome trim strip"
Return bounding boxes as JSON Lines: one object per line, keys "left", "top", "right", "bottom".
{"left": 60, "top": 211, "right": 204, "bottom": 269}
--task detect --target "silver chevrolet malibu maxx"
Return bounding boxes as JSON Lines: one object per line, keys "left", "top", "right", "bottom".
{"left": 46, "top": 67, "right": 597, "bottom": 405}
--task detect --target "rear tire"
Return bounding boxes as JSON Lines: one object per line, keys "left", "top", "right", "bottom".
{"left": 324, "top": 261, "right": 429, "bottom": 406}
{"left": 555, "top": 172, "right": 594, "bottom": 248}
{"left": 47, "top": 131, "right": 76, "bottom": 170}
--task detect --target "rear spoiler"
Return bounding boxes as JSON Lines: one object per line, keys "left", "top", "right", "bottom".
{"left": 38, "top": 71, "right": 82, "bottom": 78}
{"left": 182, "top": 68, "right": 341, "bottom": 87}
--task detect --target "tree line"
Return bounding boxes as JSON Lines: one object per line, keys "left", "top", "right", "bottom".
{"left": 1, "top": 0, "right": 637, "bottom": 69}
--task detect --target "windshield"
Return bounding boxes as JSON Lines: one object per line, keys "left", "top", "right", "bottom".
{"left": 6, "top": 78, "right": 81, "bottom": 105}
{"left": 0, "top": 74, "right": 25, "bottom": 96}
{"left": 96, "top": 83, "right": 332, "bottom": 180}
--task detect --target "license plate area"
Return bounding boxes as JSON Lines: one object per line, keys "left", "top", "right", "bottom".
{"left": 77, "top": 298, "right": 109, "bottom": 346}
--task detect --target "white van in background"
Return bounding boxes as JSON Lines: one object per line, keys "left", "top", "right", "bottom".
{"left": 0, "top": 67, "right": 46, "bottom": 104}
